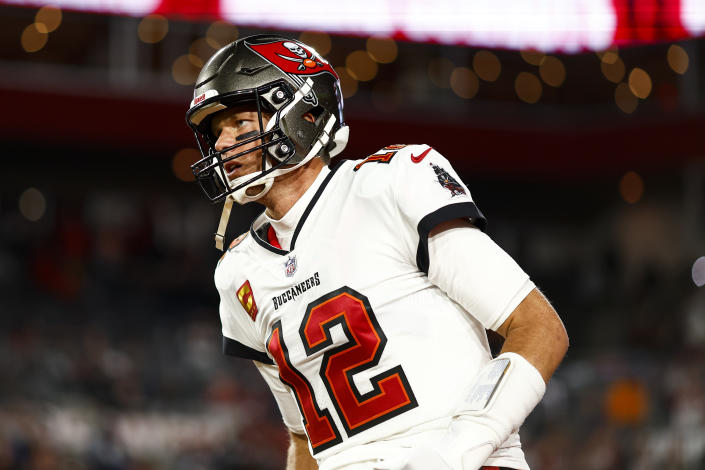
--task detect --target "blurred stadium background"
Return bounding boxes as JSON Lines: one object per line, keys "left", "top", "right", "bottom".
{"left": 1, "top": 1, "right": 705, "bottom": 469}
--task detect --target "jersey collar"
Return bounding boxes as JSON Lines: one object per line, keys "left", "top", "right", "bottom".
{"left": 250, "top": 160, "right": 344, "bottom": 255}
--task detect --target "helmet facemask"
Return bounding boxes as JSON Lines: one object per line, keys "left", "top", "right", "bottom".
{"left": 188, "top": 80, "right": 299, "bottom": 205}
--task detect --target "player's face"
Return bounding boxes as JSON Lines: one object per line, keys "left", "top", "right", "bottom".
{"left": 211, "top": 105, "right": 271, "bottom": 182}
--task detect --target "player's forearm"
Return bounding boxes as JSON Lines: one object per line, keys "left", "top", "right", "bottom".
{"left": 496, "top": 288, "right": 569, "bottom": 383}
{"left": 443, "top": 288, "right": 567, "bottom": 468}
{"left": 287, "top": 432, "right": 318, "bottom": 470}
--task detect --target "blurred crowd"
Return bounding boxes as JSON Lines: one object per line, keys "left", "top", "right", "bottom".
{"left": 0, "top": 178, "right": 703, "bottom": 470}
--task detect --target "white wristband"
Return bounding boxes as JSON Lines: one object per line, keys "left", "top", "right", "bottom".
{"left": 441, "top": 352, "right": 546, "bottom": 468}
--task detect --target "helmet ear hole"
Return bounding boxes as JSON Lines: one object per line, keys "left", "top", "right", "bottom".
{"left": 306, "top": 105, "right": 325, "bottom": 125}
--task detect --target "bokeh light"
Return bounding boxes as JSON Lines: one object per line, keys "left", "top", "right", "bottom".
{"left": 345, "top": 50, "right": 378, "bottom": 81}
{"left": 539, "top": 56, "right": 566, "bottom": 87}
{"left": 619, "top": 171, "right": 644, "bottom": 203}
{"left": 515, "top": 72, "right": 542, "bottom": 103}
{"left": 172, "top": 54, "right": 203, "bottom": 86}
{"left": 473, "top": 50, "right": 501, "bottom": 82}
{"left": 138, "top": 14, "right": 168, "bottom": 44}
{"left": 605, "top": 379, "right": 649, "bottom": 425}
{"left": 19, "top": 187, "right": 46, "bottom": 222}
{"left": 628, "top": 68, "right": 652, "bottom": 99}
{"left": 598, "top": 48, "right": 620, "bottom": 65}
{"left": 667, "top": 44, "right": 689, "bottom": 75}
{"left": 205, "top": 21, "right": 238, "bottom": 49}
{"left": 172, "top": 149, "right": 199, "bottom": 182}
{"left": 520, "top": 49, "right": 545, "bottom": 66}
{"left": 366, "top": 37, "right": 397, "bottom": 64}
{"left": 190, "top": 38, "right": 216, "bottom": 65}
{"left": 21, "top": 23, "right": 48, "bottom": 53}
{"left": 601, "top": 55, "right": 625, "bottom": 83}
{"left": 450, "top": 67, "right": 479, "bottom": 99}
{"left": 299, "top": 31, "right": 331, "bottom": 57}
{"left": 615, "top": 83, "right": 638, "bottom": 113}
{"left": 692, "top": 256, "right": 705, "bottom": 287}
{"left": 428, "top": 57, "right": 454, "bottom": 88}
{"left": 35, "top": 5, "right": 62, "bottom": 33}
{"left": 337, "top": 67, "right": 358, "bottom": 98}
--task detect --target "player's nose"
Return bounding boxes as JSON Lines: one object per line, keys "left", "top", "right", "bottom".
{"left": 214, "top": 128, "right": 236, "bottom": 153}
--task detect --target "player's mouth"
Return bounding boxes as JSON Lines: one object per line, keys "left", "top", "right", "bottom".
{"left": 224, "top": 159, "right": 261, "bottom": 180}
{"left": 224, "top": 161, "right": 243, "bottom": 179}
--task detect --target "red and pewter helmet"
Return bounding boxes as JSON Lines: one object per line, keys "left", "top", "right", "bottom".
{"left": 185, "top": 34, "right": 348, "bottom": 208}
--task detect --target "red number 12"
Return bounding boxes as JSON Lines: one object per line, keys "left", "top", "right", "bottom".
{"left": 267, "top": 286, "right": 418, "bottom": 454}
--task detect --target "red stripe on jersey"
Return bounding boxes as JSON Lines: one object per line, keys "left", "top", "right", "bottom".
{"left": 267, "top": 225, "right": 282, "bottom": 249}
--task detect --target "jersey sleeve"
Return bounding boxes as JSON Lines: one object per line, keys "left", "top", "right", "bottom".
{"left": 254, "top": 362, "right": 306, "bottom": 435}
{"left": 427, "top": 225, "right": 535, "bottom": 331}
{"left": 393, "top": 145, "right": 487, "bottom": 274}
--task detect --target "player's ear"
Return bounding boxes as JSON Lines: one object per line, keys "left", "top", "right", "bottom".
{"left": 302, "top": 112, "right": 315, "bottom": 123}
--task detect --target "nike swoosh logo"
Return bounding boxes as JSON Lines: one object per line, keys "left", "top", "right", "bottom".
{"left": 238, "top": 65, "right": 269, "bottom": 75}
{"left": 410, "top": 147, "right": 432, "bottom": 163}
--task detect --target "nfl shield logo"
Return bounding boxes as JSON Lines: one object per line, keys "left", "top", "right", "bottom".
{"left": 285, "top": 256, "right": 297, "bottom": 277}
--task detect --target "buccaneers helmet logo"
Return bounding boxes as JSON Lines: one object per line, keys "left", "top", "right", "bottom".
{"left": 245, "top": 39, "right": 338, "bottom": 106}
{"left": 279, "top": 41, "right": 325, "bottom": 71}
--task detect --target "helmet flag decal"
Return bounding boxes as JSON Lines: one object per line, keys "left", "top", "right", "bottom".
{"left": 245, "top": 39, "right": 338, "bottom": 79}
{"left": 245, "top": 39, "right": 338, "bottom": 106}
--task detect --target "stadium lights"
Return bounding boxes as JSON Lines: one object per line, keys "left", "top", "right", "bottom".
{"left": 667, "top": 44, "right": 689, "bottom": 75}
{"left": 137, "top": 14, "right": 168, "bottom": 44}
{"left": 35, "top": 5, "right": 61, "bottom": 33}
{"left": 4, "top": 0, "right": 705, "bottom": 51}
{"left": 19, "top": 187, "right": 46, "bottom": 222}
{"left": 538, "top": 56, "right": 566, "bottom": 87}
{"left": 619, "top": 171, "right": 644, "bottom": 203}
{"left": 515, "top": 72, "right": 542, "bottom": 104}
{"left": 450, "top": 67, "right": 479, "bottom": 99}
{"left": 520, "top": 49, "right": 545, "bottom": 66}
{"left": 615, "top": 83, "right": 638, "bottom": 113}
{"left": 628, "top": 68, "right": 652, "bottom": 99}
{"left": 345, "top": 50, "right": 378, "bottom": 82}
{"left": 693, "top": 256, "right": 705, "bottom": 287}
{"left": 601, "top": 55, "right": 626, "bottom": 83}
{"left": 366, "top": 37, "right": 398, "bottom": 64}
{"left": 473, "top": 50, "right": 501, "bottom": 82}
{"left": 299, "top": 31, "right": 332, "bottom": 57}
{"left": 21, "top": 4, "right": 62, "bottom": 53}
{"left": 190, "top": 38, "right": 216, "bottom": 64}
{"left": 172, "top": 54, "right": 202, "bottom": 85}
{"left": 206, "top": 21, "right": 238, "bottom": 49}
{"left": 21, "top": 23, "right": 47, "bottom": 52}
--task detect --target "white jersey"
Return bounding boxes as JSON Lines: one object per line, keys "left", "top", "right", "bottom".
{"left": 215, "top": 144, "right": 531, "bottom": 469}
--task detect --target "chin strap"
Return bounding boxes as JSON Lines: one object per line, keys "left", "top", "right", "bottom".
{"left": 215, "top": 196, "right": 234, "bottom": 251}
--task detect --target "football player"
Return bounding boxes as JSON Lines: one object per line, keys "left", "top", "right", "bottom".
{"left": 185, "top": 34, "right": 568, "bottom": 470}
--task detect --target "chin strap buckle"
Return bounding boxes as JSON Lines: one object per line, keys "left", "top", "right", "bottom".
{"left": 214, "top": 196, "right": 234, "bottom": 251}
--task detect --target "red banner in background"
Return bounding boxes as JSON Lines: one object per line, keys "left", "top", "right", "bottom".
{"left": 612, "top": 0, "right": 689, "bottom": 43}
{"left": 153, "top": 0, "right": 220, "bottom": 20}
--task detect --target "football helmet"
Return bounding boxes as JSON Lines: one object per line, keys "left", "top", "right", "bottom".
{"left": 186, "top": 34, "right": 348, "bottom": 207}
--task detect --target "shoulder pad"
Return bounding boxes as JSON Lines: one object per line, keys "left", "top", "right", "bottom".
{"left": 217, "top": 232, "right": 249, "bottom": 265}
{"left": 229, "top": 232, "right": 249, "bottom": 250}
{"left": 352, "top": 144, "right": 418, "bottom": 172}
